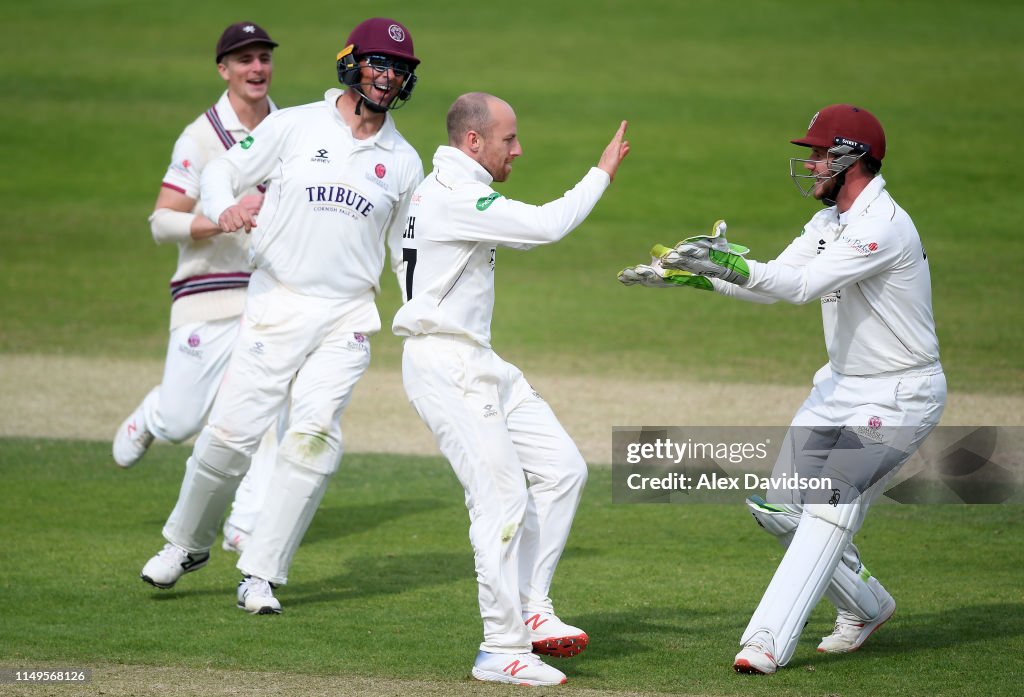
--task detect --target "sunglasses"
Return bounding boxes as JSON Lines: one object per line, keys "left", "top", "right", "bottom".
{"left": 363, "top": 54, "right": 412, "bottom": 75}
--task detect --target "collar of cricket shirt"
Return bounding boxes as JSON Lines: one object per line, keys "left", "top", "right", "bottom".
{"left": 839, "top": 174, "right": 887, "bottom": 226}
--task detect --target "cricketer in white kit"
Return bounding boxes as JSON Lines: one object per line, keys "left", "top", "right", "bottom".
{"left": 393, "top": 92, "right": 630, "bottom": 686}
{"left": 112, "top": 22, "right": 283, "bottom": 556}
{"left": 620, "top": 104, "right": 946, "bottom": 674}
{"left": 139, "top": 18, "right": 424, "bottom": 614}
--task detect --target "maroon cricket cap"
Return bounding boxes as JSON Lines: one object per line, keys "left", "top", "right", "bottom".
{"left": 791, "top": 104, "right": 887, "bottom": 161}
{"left": 216, "top": 22, "right": 278, "bottom": 63}
{"left": 346, "top": 17, "right": 418, "bottom": 66}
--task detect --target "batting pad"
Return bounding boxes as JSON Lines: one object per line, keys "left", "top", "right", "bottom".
{"left": 747, "top": 496, "right": 880, "bottom": 617}
{"left": 741, "top": 503, "right": 860, "bottom": 666}
{"left": 237, "top": 454, "right": 331, "bottom": 585}
{"left": 747, "top": 496, "right": 799, "bottom": 543}
{"left": 163, "top": 452, "right": 246, "bottom": 553}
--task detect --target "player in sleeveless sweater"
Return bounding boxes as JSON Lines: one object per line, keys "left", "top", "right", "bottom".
{"left": 112, "top": 22, "right": 282, "bottom": 554}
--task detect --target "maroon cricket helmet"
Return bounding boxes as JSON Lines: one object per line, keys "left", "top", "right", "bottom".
{"left": 791, "top": 104, "right": 886, "bottom": 161}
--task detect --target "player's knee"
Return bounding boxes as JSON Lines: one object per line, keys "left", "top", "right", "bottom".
{"left": 158, "top": 413, "right": 204, "bottom": 444}
{"left": 195, "top": 427, "right": 251, "bottom": 477}
{"left": 560, "top": 452, "right": 588, "bottom": 493}
{"left": 804, "top": 501, "right": 862, "bottom": 531}
{"left": 279, "top": 429, "right": 343, "bottom": 476}
{"left": 746, "top": 496, "right": 800, "bottom": 538}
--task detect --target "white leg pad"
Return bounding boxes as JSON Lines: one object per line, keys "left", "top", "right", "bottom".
{"left": 163, "top": 428, "right": 251, "bottom": 552}
{"left": 746, "top": 496, "right": 800, "bottom": 545}
{"left": 235, "top": 438, "right": 338, "bottom": 585}
{"left": 749, "top": 497, "right": 882, "bottom": 619}
{"left": 741, "top": 503, "right": 860, "bottom": 666}
{"left": 823, "top": 544, "right": 885, "bottom": 620}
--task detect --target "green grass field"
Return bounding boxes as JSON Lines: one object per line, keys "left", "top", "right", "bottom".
{"left": 2, "top": 0, "right": 1022, "bottom": 391}
{"left": 1, "top": 1, "right": 1023, "bottom": 695}
{"left": 2, "top": 440, "right": 1022, "bottom": 696}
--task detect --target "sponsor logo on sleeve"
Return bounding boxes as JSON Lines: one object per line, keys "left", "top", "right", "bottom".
{"left": 841, "top": 235, "right": 879, "bottom": 257}
{"left": 476, "top": 193, "right": 501, "bottom": 211}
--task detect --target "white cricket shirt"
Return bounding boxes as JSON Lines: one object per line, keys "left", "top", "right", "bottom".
{"left": 392, "top": 145, "right": 610, "bottom": 346}
{"left": 715, "top": 176, "right": 940, "bottom": 376}
{"left": 201, "top": 88, "right": 423, "bottom": 300}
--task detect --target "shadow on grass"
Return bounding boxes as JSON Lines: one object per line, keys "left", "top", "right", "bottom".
{"left": 284, "top": 551, "right": 473, "bottom": 607}
{"left": 805, "top": 601, "right": 1024, "bottom": 665}
{"left": 301, "top": 498, "right": 456, "bottom": 545}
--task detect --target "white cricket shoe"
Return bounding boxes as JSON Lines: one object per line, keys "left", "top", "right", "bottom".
{"left": 523, "top": 611, "right": 589, "bottom": 658}
{"left": 471, "top": 651, "right": 567, "bottom": 686}
{"left": 113, "top": 402, "right": 154, "bottom": 468}
{"left": 221, "top": 522, "right": 250, "bottom": 554}
{"left": 733, "top": 636, "right": 778, "bottom": 675}
{"left": 140, "top": 542, "right": 209, "bottom": 589}
{"left": 818, "top": 594, "right": 896, "bottom": 653}
{"left": 237, "top": 575, "right": 281, "bottom": 615}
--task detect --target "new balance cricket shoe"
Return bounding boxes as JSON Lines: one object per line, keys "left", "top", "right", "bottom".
{"left": 140, "top": 543, "right": 209, "bottom": 589}
{"left": 221, "top": 522, "right": 250, "bottom": 554}
{"left": 523, "top": 611, "right": 589, "bottom": 658}
{"left": 734, "top": 637, "right": 778, "bottom": 675}
{"left": 818, "top": 593, "right": 896, "bottom": 653}
{"left": 113, "top": 403, "right": 154, "bottom": 468}
{"left": 237, "top": 575, "right": 281, "bottom": 615}
{"left": 471, "top": 651, "right": 567, "bottom": 686}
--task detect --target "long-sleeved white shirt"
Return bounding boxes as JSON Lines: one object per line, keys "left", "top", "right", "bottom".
{"left": 714, "top": 176, "right": 939, "bottom": 376}
{"left": 392, "top": 145, "right": 610, "bottom": 346}
{"left": 201, "top": 88, "right": 423, "bottom": 300}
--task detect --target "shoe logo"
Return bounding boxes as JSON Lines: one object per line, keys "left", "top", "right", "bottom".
{"left": 503, "top": 660, "right": 528, "bottom": 677}
{"left": 127, "top": 421, "right": 138, "bottom": 438}
{"left": 524, "top": 614, "right": 548, "bottom": 631}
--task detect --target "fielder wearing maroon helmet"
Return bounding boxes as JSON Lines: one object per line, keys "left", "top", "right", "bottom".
{"left": 621, "top": 105, "right": 946, "bottom": 675}
{"left": 335, "top": 17, "right": 419, "bottom": 115}
{"left": 139, "top": 17, "right": 424, "bottom": 616}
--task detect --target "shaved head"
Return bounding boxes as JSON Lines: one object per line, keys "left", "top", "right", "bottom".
{"left": 447, "top": 92, "right": 502, "bottom": 145}
{"left": 445, "top": 92, "right": 521, "bottom": 182}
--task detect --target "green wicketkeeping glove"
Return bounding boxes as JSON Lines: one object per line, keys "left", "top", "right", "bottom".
{"left": 658, "top": 220, "right": 751, "bottom": 286}
{"left": 618, "top": 246, "right": 714, "bottom": 290}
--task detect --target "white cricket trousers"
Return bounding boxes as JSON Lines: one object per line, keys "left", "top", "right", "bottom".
{"left": 140, "top": 316, "right": 279, "bottom": 528}
{"left": 743, "top": 362, "right": 946, "bottom": 665}
{"left": 162, "top": 271, "right": 376, "bottom": 584}
{"left": 144, "top": 317, "right": 239, "bottom": 443}
{"left": 402, "top": 335, "right": 588, "bottom": 654}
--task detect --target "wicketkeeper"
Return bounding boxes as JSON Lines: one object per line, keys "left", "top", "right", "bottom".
{"left": 620, "top": 104, "right": 946, "bottom": 674}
